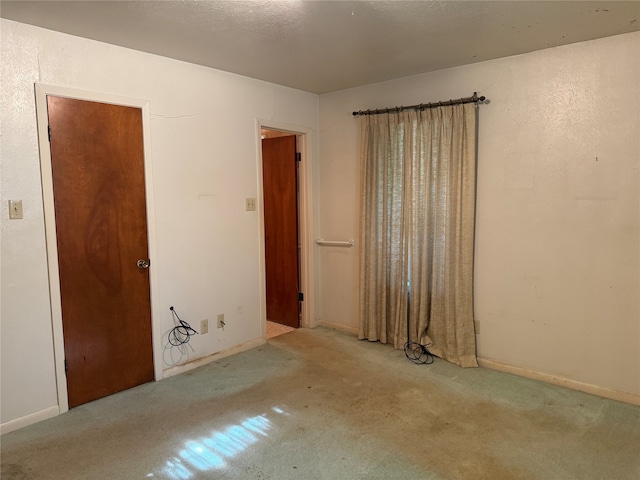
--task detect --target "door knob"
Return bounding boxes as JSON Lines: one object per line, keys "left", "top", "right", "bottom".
{"left": 137, "top": 259, "right": 150, "bottom": 269}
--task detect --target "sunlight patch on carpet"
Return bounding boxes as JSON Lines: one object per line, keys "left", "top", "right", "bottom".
{"left": 148, "top": 406, "right": 290, "bottom": 479}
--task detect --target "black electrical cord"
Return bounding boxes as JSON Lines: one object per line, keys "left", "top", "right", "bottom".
{"left": 403, "top": 288, "right": 435, "bottom": 364}
{"left": 168, "top": 306, "right": 198, "bottom": 346}
{"left": 404, "top": 341, "right": 434, "bottom": 364}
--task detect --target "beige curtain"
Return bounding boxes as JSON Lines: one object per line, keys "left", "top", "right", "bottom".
{"left": 358, "top": 103, "right": 478, "bottom": 368}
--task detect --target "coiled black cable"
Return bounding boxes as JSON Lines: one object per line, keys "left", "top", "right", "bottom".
{"left": 404, "top": 341, "right": 434, "bottom": 364}
{"left": 404, "top": 288, "right": 434, "bottom": 364}
{"left": 168, "top": 306, "right": 198, "bottom": 346}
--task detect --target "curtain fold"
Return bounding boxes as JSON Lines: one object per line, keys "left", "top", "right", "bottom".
{"left": 358, "top": 103, "right": 478, "bottom": 367}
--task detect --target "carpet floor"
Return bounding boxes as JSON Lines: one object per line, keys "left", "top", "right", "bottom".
{"left": 1, "top": 327, "right": 639, "bottom": 480}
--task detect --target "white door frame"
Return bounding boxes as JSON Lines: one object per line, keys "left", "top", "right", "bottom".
{"left": 256, "top": 119, "right": 315, "bottom": 338}
{"left": 34, "top": 83, "right": 162, "bottom": 414}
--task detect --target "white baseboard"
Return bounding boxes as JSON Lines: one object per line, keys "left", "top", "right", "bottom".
{"left": 1, "top": 405, "right": 59, "bottom": 435}
{"left": 317, "top": 320, "right": 358, "bottom": 335}
{"left": 478, "top": 357, "right": 640, "bottom": 406}
{"left": 162, "top": 337, "right": 266, "bottom": 379}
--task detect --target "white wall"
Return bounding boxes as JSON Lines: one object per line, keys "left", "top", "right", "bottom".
{"left": 318, "top": 32, "right": 640, "bottom": 398}
{"left": 2, "top": 19, "right": 638, "bottom": 432}
{"left": 0, "top": 19, "right": 319, "bottom": 428}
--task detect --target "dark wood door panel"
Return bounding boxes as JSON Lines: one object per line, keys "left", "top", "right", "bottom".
{"left": 48, "top": 96, "right": 154, "bottom": 408}
{"left": 262, "top": 135, "right": 300, "bottom": 328}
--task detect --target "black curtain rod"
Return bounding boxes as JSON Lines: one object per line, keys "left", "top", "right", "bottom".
{"left": 352, "top": 92, "right": 486, "bottom": 116}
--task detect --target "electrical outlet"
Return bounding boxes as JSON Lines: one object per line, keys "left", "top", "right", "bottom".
{"left": 200, "top": 319, "right": 209, "bottom": 334}
{"left": 217, "top": 314, "right": 225, "bottom": 329}
{"left": 474, "top": 320, "right": 480, "bottom": 334}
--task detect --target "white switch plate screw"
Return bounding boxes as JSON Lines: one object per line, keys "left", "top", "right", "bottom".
{"left": 200, "top": 319, "right": 209, "bottom": 334}
{"left": 245, "top": 198, "right": 256, "bottom": 211}
{"left": 217, "top": 314, "right": 225, "bottom": 329}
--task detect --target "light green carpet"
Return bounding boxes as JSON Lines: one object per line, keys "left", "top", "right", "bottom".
{"left": 2, "top": 327, "right": 639, "bottom": 479}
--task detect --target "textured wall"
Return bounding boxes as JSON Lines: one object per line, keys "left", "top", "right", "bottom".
{"left": 318, "top": 32, "right": 640, "bottom": 396}
{"left": 0, "top": 19, "right": 319, "bottom": 427}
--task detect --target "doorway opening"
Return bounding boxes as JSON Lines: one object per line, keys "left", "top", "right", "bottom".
{"left": 35, "top": 84, "right": 162, "bottom": 415}
{"left": 259, "top": 126, "right": 311, "bottom": 338}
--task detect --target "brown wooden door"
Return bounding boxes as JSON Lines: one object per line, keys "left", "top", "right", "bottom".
{"left": 262, "top": 135, "right": 300, "bottom": 328}
{"left": 47, "top": 96, "right": 154, "bottom": 408}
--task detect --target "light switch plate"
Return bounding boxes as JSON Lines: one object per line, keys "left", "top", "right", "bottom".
{"left": 246, "top": 198, "right": 256, "bottom": 211}
{"left": 8, "top": 200, "right": 23, "bottom": 219}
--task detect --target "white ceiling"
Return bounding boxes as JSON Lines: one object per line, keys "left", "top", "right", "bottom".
{"left": 2, "top": 1, "right": 639, "bottom": 94}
